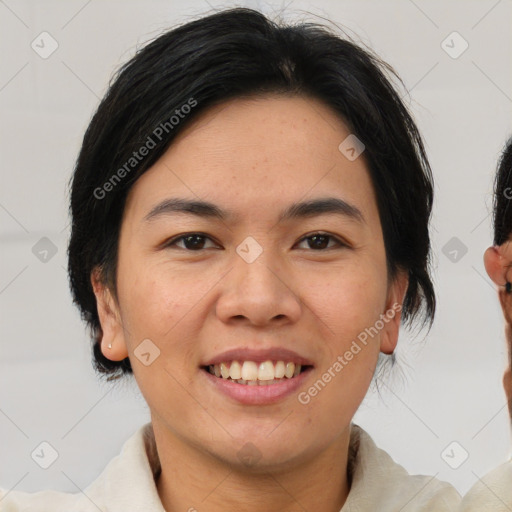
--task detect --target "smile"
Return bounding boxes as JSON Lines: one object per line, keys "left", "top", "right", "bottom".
{"left": 205, "top": 360, "right": 311, "bottom": 385}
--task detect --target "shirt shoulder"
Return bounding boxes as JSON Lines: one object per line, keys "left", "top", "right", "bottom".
{"left": 0, "top": 423, "right": 164, "bottom": 512}
{"left": 0, "top": 488, "right": 85, "bottom": 512}
{"left": 458, "top": 460, "right": 512, "bottom": 511}
{"left": 342, "top": 424, "right": 461, "bottom": 512}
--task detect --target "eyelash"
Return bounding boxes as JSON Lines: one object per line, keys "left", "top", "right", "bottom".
{"left": 162, "top": 232, "right": 349, "bottom": 252}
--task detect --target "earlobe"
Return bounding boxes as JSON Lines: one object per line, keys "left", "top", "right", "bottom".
{"left": 484, "top": 246, "right": 507, "bottom": 286}
{"left": 380, "top": 271, "right": 408, "bottom": 355}
{"left": 90, "top": 267, "right": 129, "bottom": 361}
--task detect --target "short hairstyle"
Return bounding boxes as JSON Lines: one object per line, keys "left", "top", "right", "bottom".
{"left": 67, "top": 7, "right": 436, "bottom": 379}
{"left": 492, "top": 137, "right": 512, "bottom": 246}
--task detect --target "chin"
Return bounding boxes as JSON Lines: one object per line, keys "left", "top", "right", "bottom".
{"left": 230, "top": 445, "right": 312, "bottom": 474}
{"left": 206, "top": 429, "right": 314, "bottom": 470}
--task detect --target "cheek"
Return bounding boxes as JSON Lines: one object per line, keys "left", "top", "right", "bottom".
{"left": 505, "top": 368, "right": 512, "bottom": 393}
{"left": 302, "top": 260, "right": 387, "bottom": 394}
{"left": 500, "top": 291, "right": 512, "bottom": 325}
{"left": 504, "top": 369, "right": 512, "bottom": 424}
{"left": 117, "top": 254, "right": 207, "bottom": 341}
{"left": 116, "top": 259, "right": 205, "bottom": 412}
{"left": 302, "top": 260, "right": 388, "bottom": 344}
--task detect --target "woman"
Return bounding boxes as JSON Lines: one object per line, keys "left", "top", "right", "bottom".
{"left": 0, "top": 7, "right": 460, "bottom": 511}
{"left": 461, "top": 138, "right": 512, "bottom": 511}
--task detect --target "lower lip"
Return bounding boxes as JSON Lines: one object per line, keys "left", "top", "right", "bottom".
{"left": 201, "top": 367, "right": 313, "bottom": 405}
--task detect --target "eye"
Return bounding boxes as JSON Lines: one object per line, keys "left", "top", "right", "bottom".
{"left": 162, "top": 231, "right": 348, "bottom": 252}
{"left": 295, "top": 232, "right": 347, "bottom": 251}
{"left": 164, "top": 233, "right": 219, "bottom": 251}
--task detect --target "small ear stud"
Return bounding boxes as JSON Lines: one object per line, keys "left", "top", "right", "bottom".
{"left": 506, "top": 282, "right": 512, "bottom": 293}
{"left": 108, "top": 343, "right": 112, "bottom": 349}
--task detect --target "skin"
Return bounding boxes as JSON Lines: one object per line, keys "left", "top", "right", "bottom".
{"left": 484, "top": 243, "right": 512, "bottom": 420}
{"left": 91, "top": 94, "right": 408, "bottom": 512}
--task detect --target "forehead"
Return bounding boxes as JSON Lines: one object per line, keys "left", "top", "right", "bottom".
{"left": 123, "top": 94, "right": 379, "bottom": 227}
{"left": 173, "top": 93, "right": 348, "bottom": 162}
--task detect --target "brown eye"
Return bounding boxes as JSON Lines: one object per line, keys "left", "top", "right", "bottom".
{"left": 296, "top": 233, "right": 346, "bottom": 251}
{"left": 165, "top": 233, "right": 218, "bottom": 251}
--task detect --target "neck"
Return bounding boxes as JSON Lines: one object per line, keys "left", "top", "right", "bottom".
{"left": 152, "top": 421, "right": 351, "bottom": 512}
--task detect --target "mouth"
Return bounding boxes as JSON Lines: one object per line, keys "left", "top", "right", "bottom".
{"left": 199, "top": 347, "right": 314, "bottom": 404}
{"left": 201, "top": 360, "right": 314, "bottom": 386}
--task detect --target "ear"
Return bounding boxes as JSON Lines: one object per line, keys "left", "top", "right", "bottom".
{"left": 380, "top": 270, "right": 409, "bottom": 355}
{"left": 484, "top": 246, "right": 507, "bottom": 286}
{"left": 90, "top": 267, "right": 129, "bottom": 361}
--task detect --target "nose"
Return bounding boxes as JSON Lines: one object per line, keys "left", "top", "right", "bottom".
{"left": 215, "top": 248, "right": 302, "bottom": 327}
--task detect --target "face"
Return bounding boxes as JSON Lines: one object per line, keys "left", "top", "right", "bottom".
{"left": 484, "top": 242, "right": 512, "bottom": 419}
{"left": 92, "top": 94, "right": 407, "bottom": 471}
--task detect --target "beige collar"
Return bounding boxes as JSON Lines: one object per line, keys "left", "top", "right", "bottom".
{"left": 99, "top": 422, "right": 460, "bottom": 512}
{"left": 0, "top": 422, "right": 460, "bottom": 511}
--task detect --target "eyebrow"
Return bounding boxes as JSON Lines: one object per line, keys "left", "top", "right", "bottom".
{"left": 143, "top": 197, "right": 364, "bottom": 224}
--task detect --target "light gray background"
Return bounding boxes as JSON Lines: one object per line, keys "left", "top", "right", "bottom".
{"left": 1, "top": 0, "right": 511, "bottom": 499}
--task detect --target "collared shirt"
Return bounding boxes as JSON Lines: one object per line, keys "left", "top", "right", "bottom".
{"left": 0, "top": 422, "right": 461, "bottom": 511}
{"left": 458, "top": 460, "right": 512, "bottom": 511}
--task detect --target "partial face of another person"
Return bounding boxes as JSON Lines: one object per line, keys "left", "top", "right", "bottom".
{"left": 92, "top": 94, "right": 407, "bottom": 471}
{"left": 485, "top": 242, "right": 512, "bottom": 419}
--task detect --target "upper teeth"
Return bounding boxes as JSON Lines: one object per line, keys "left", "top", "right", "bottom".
{"left": 209, "top": 360, "right": 302, "bottom": 381}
